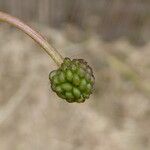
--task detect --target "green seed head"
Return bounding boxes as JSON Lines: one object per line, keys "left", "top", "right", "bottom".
{"left": 49, "top": 57, "right": 95, "bottom": 103}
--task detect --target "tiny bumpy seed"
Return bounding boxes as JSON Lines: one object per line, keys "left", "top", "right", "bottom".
{"left": 49, "top": 58, "right": 95, "bottom": 103}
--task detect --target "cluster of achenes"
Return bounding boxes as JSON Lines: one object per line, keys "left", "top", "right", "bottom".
{"left": 49, "top": 58, "right": 95, "bottom": 103}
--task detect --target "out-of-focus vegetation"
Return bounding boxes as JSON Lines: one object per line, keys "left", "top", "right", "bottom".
{"left": 0, "top": 0, "right": 150, "bottom": 149}
{"left": 0, "top": 24, "right": 150, "bottom": 150}
{"left": 0, "top": 0, "right": 150, "bottom": 45}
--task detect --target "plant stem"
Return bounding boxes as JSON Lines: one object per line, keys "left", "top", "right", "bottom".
{"left": 0, "top": 11, "right": 64, "bottom": 66}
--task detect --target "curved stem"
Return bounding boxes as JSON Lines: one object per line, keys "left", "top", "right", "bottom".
{"left": 0, "top": 11, "right": 64, "bottom": 66}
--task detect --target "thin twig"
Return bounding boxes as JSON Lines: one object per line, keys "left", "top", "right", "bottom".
{"left": 0, "top": 11, "right": 64, "bottom": 66}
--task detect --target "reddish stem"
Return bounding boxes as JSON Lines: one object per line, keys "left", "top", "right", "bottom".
{"left": 0, "top": 11, "right": 64, "bottom": 66}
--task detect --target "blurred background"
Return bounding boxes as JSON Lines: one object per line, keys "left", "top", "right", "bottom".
{"left": 0, "top": 0, "right": 150, "bottom": 149}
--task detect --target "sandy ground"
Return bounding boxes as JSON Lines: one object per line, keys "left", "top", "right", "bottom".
{"left": 0, "top": 24, "right": 150, "bottom": 150}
